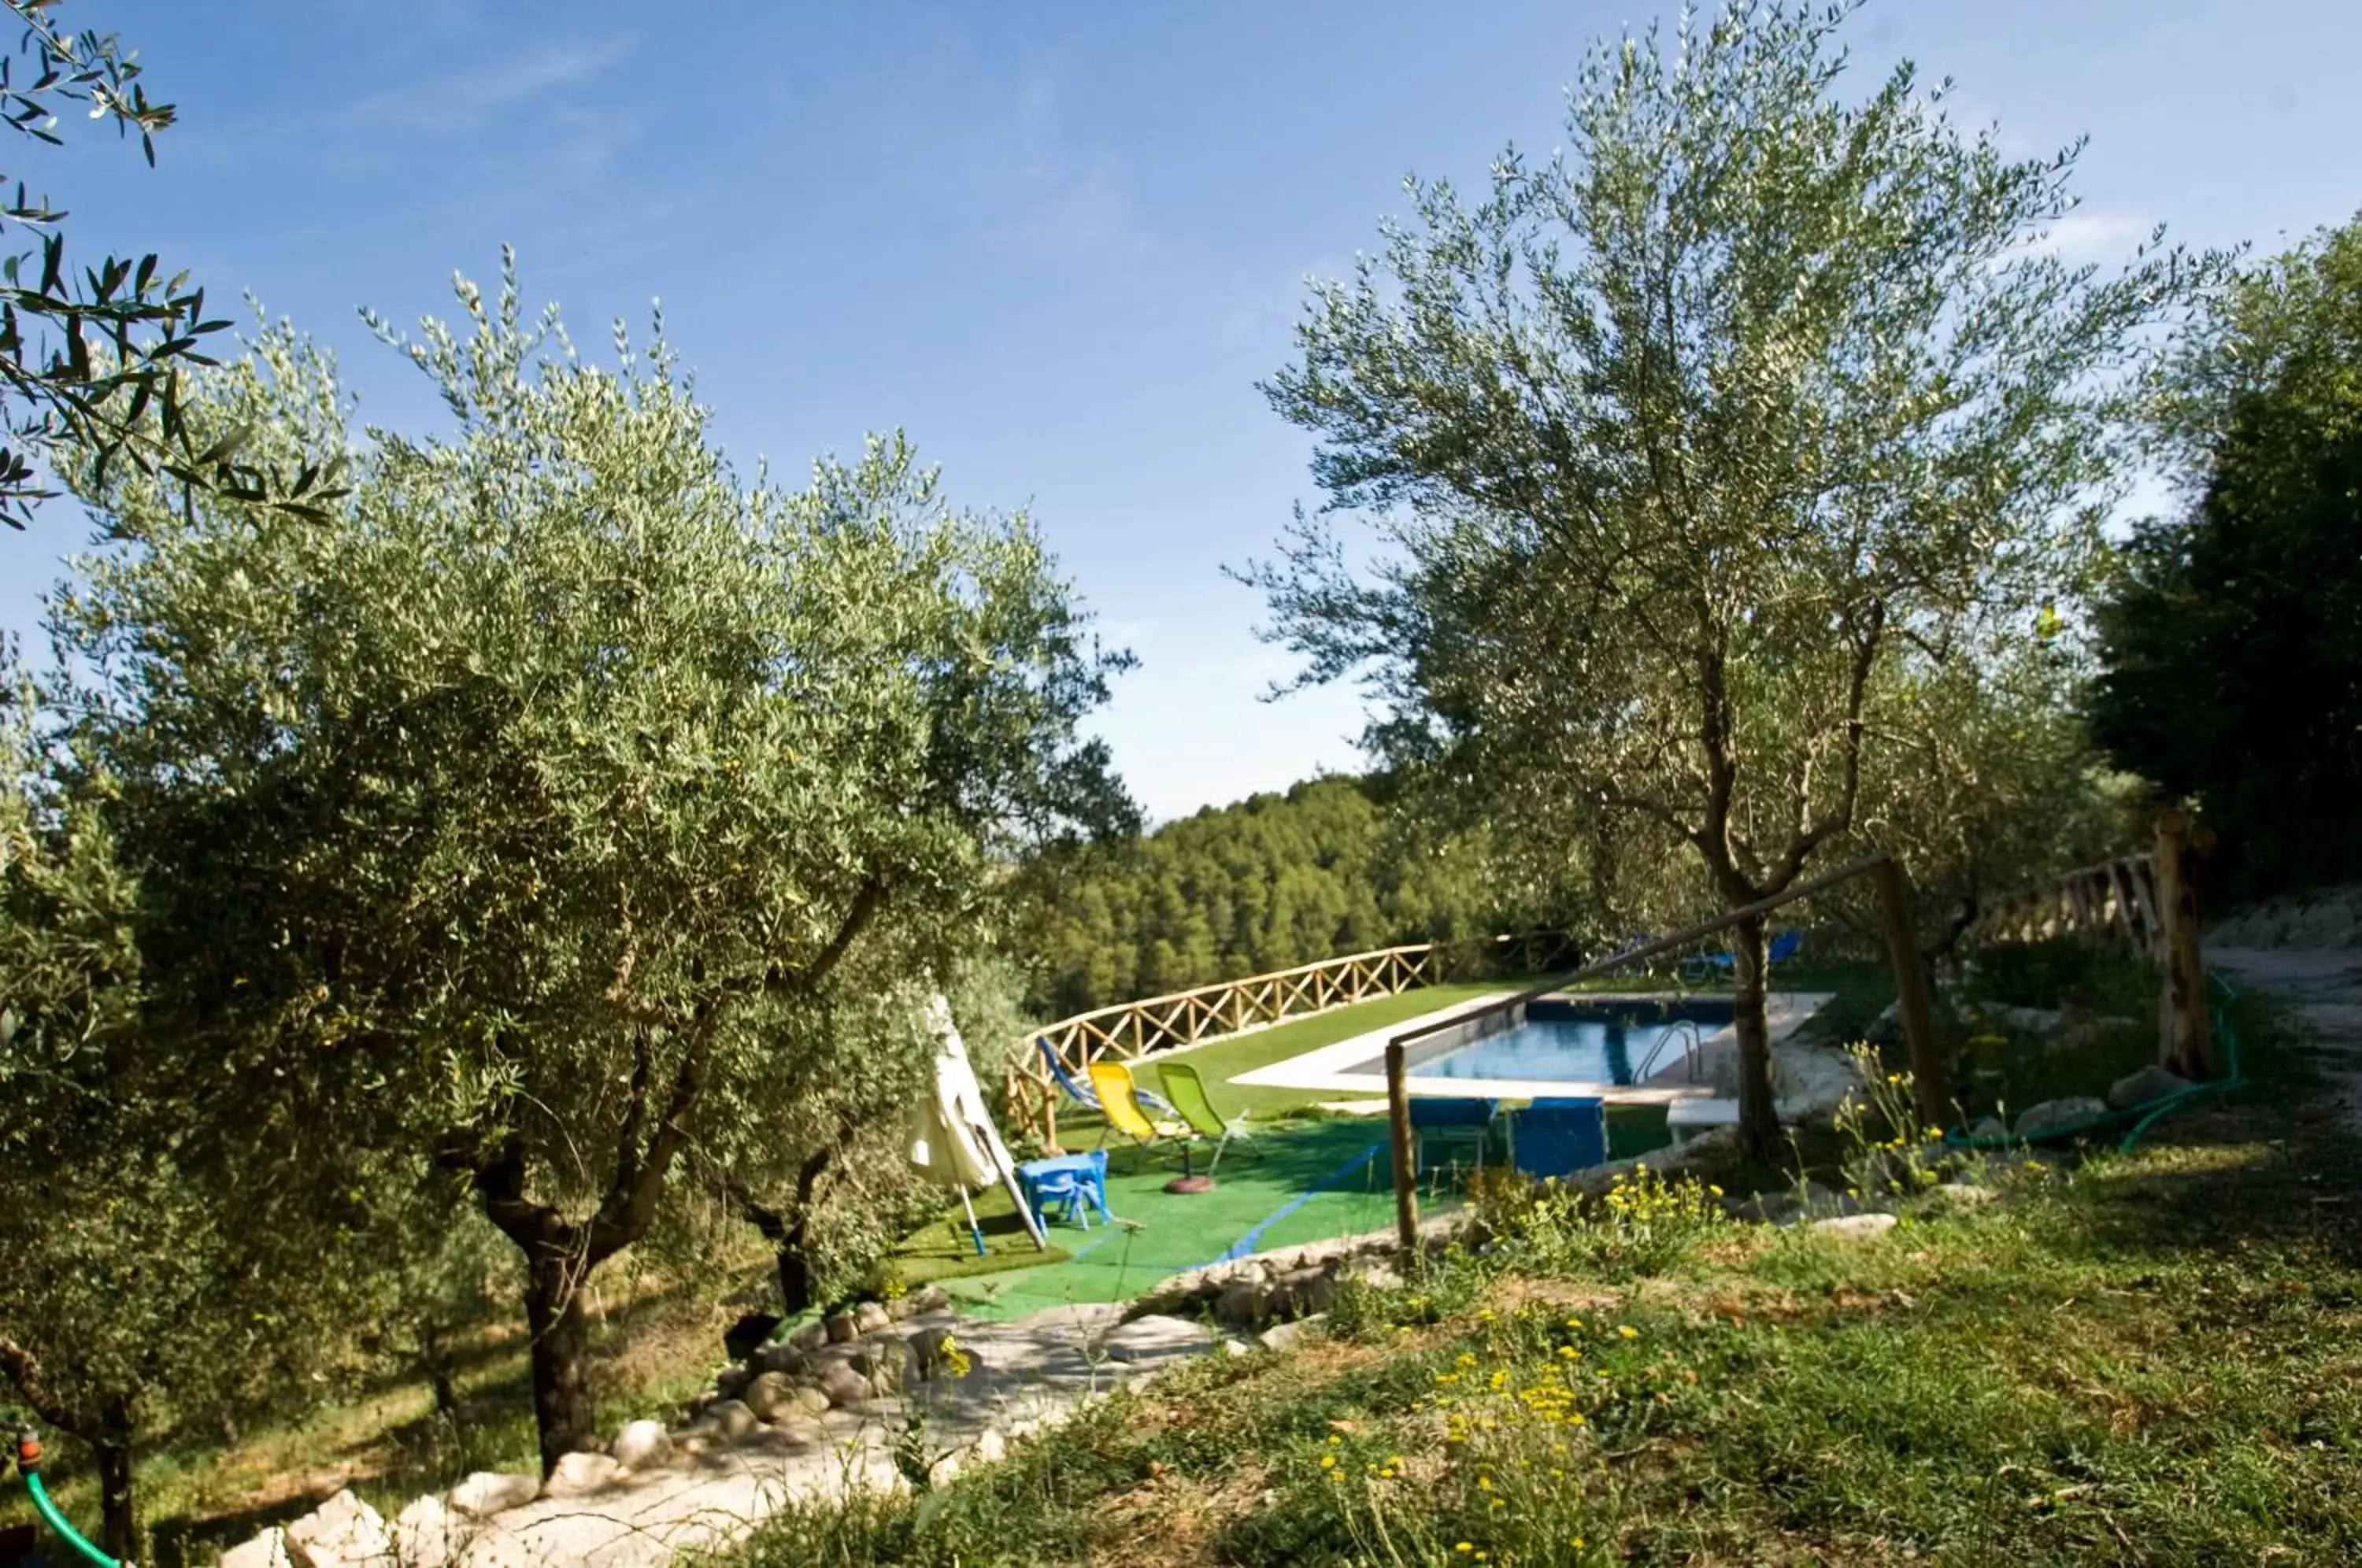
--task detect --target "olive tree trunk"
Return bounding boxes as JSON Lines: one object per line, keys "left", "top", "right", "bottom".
{"left": 1728, "top": 913, "right": 1779, "bottom": 1163}
{"left": 95, "top": 1397, "right": 137, "bottom": 1563}
{"left": 522, "top": 1252, "right": 596, "bottom": 1476}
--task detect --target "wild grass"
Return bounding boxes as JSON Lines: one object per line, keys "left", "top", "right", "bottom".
{"left": 719, "top": 990, "right": 2362, "bottom": 1566}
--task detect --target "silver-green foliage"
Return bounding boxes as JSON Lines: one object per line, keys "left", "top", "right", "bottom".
{"left": 46, "top": 253, "right": 1131, "bottom": 1463}
{"left": 1244, "top": 0, "right": 2202, "bottom": 1141}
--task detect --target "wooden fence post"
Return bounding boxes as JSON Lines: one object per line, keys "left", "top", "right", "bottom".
{"left": 2155, "top": 809, "right": 2216, "bottom": 1079}
{"left": 1872, "top": 856, "right": 1951, "bottom": 1129}
{"left": 1386, "top": 1040, "right": 1420, "bottom": 1259}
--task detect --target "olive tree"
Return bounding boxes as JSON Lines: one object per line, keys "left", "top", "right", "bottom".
{"left": 49, "top": 257, "right": 1131, "bottom": 1473}
{"left": 0, "top": 675, "right": 398, "bottom": 1555}
{"left": 1242, "top": 0, "right": 2194, "bottom": 1155}
{"left": 0, "top": 1, "right": 346, "bottom": 531}
{"left": 704, "top": 948, "right": 1036, "bottom": 1317}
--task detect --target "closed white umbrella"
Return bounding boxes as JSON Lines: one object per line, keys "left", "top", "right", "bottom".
{"left": 908, "top": 993, "right": 1047, "bottom": 1252}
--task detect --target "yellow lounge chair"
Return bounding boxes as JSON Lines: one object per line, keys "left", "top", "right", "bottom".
{"left": 1088, "top": 1060, "right": 1193, "bottom": 1166}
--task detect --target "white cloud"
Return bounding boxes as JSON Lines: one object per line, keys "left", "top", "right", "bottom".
{"left": 2032, "top": 209, "right": 2155, "bottom": 265}
{"left": 346, "top": 35, "right": 635, "bottom": 134}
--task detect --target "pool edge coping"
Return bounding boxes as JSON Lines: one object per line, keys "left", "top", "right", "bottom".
{"left": 1231, "top": 988, "right": 1837, "bottom": 1104}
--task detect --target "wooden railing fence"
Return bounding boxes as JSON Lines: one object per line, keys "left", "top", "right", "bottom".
{"left": 1970, "top": 852, "right": 2164, "bottom": 960}
{"left": 1961, "top": 810, "right": 2214, "bottom": 1081}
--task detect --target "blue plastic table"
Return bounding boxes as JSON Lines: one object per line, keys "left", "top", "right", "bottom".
{"left": 1017, "top": 1150, "right": 1113, "bottom": 1230}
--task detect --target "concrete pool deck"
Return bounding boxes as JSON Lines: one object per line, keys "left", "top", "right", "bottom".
{"left": 1231, "top": 988, "right": 1837, "bottom": 1104}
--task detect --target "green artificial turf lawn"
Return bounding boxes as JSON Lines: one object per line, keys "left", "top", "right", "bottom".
{"left": 904, "top": 1119, "right": 1453, "bottom": 1321}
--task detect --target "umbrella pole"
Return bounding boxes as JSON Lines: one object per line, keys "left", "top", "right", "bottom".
{"left": 998, "top": 1156, "right": 1050, "bottom": 1250}
{"left": 958, "top": 1185, "right": 987, "bottom": 1258}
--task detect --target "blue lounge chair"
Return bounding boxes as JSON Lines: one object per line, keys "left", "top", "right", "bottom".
{"left": 1512, "top": 1096, "right": 1608, "bottom": 1179}
{"left": 1036, "top": 1037, "right": 1177, "bottom": 1118}
{"left": 1681, "top": 929, "right": 1804, "bottom": 983}
{"left": 1409, "top": 1097, "right": 1505, "bottom": 1175}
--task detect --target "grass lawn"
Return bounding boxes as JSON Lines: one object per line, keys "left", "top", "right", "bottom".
{"left": 910, "top": 964, "right": 1876, "bottom": 1307}
{"left": 727, "top": 982, "right": 2362, "bottom": 1566}
{"left": 890, "top": 1119, "right": 1446, "bottom": 1321}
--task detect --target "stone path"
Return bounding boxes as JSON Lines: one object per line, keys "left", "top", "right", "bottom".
{"left": 2208, "top": 944, "right": 2362, "bottom": 1134}
{"left": 453, "top": 1305, "right": 1210, "bottom": 1567}
{"left": 221, "top": 1305, "right": 1216, "bottom": 1568}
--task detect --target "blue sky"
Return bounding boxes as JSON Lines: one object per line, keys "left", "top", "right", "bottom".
{"left": 3, "top": 0, "right": 2358, "bottom": 822}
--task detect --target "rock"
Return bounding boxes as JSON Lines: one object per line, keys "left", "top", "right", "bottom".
{"left": 1812, "top": 1213, "right": 1899, "bottom": 1241}
{"left": 1268, "top": 1265, "right": 1334, "bottom": 1319}
{"left": 787, "top": 1384, "right": 834, "bottom": 1418}
{"left": 1731, "top": 1190, "right": 1797, "bottom": 1225}
{"left": 609, "top": 1418, "right": 673, "bottom": 1470}
{"left": 817, "top": 1363, "right": 871, "bottom": 1408}
{"left": 705, "top": 1398, "right": 761, "bottom": 1442}
{"left": 861, "top": 1350, "right": 906, "bottom": 1396}
{"left": 884, "top": 1293, "right": 917, "bottom": 1322}
{"left": 906, "top": 1325, "right": 961, "bottom": 1380}
{"left": 1864, "top": 999, "right": 1905, "bottom": 1047}
{"left": 1258, "top": 1314, "right": 1328, "bottom": 1352}
{"left": 218, "top": 1529, "right": 294, "bottom": 1568}
{"left": 909, "top": 1285, "right": 952, "bottom": 1315}
{"left": 724, "top": 1311, "right": 783, "bottom": 1363}
{"left": 390, "top": 1496, "right": 463, "bottom": 1568}
{"left": 1221, "top": 1338, "right": 1253, "bottom": 1357}
{"left": 1794, "top": 1179, "right": 1858, "bottom": 1218}
{"left": 742, "top": 1370, "right": 805, "bottom": 1421}
{"left": 1338, "top": 1257, "right": 1403, "bottom": 1292}
{"left": 751, "top": 1341, "right": 810, "bottom": 1377}
{"left": 2107, "top": 1064, "right": 2194, "bottom": 1111}
{"left": 824, "top": 1311, "right": 859, "bottom": 1344}
{"left": 1968, "top": 1115, "right": 2008, "bottom": 1141}
{"left": 853, "top": 1300, "right": 894, "bottom": 1336}
{"left": 541, "top": 1450, "right": 624, "bottom": 1499}
{"left": 1920, "top": 1182, "right": 1997, "bottom": 1209}
{"left": 767, "top": 1412, "right": 831, "bottom": 1450}
{"left": 790, "top": 1319, "right": 831, "bottom": 1352}
{"left": 2013, "top": 1096, "right": 2109, "bottom": 1141}
{"left": 446, "top": 1470, "right": 540, "bottom": 1520}
{"left": 1214, "top": 1281, "right": 1270, "bottom": 1328}
{"left": 281, "top": 1490, "right": 391, "bottom": 1568}
{"left": 712, "top": 1364, "right": 753, "bottom": 1401}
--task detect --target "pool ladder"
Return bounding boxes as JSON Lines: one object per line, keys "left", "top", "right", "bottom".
{"left": 1634, "top": 1018, "right": 1709, "bottom": 1085}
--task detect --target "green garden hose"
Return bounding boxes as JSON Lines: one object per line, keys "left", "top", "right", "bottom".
{"left": 12, "top": 1428, "right": 122, "bottom": 1568}
{"left": 1942, "top": 970, "right": 2247, "bottom": 1156}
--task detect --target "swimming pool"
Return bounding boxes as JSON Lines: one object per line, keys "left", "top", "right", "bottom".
{"left": 1409, "top": 996, "right": 1736, "bottom": 1086}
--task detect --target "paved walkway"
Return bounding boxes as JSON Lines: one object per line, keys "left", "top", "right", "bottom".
{"left": 450, "top": 1304, "right": 1210, "bottom": 1567}
{"left": 2208, "top": 945, "right": 2362, "bottom": 1133}
{"left": 224, "top": 1305, "right": 1216, "bottom": 1568}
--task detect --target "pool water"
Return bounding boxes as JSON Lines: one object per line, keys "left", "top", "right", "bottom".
{"left": 1423, "top": 998, "right": 1734, "bottom": 1085}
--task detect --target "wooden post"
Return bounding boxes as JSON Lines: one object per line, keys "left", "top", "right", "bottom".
{"left": 1872, "top": 856, "right": 1951, "bottom": 1130}
{"left": 1039, "top": 1067, "right": 1064, "bottom": 1157}
{"left": 1386, "top": 1039, "right": 1420, "bottom": 1259}
{"left": 2155, "top": 809, "right": 2216, "bottom": 1079}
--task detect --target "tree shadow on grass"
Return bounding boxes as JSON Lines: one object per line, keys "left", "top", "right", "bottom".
{"left": 2007, "top": 993, "right": 2362, "bottom": 1279}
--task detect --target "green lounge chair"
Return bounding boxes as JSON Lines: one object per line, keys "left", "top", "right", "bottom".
{"left": 1089, "top": 1060, "right": 1193, "bottom": 1168}
{"left": 1156, "top": 1060, "right": 1258, "bottom": 1174}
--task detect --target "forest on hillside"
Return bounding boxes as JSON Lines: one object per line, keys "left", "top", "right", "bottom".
{"left": 1009, "top": 775, "right": 1558, "bottom": 1019}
